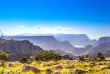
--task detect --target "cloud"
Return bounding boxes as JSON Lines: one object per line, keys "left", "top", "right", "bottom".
{"left": 33, "top": 25, "right": 41, "bottom": 29}
{"left": 16, "top": 25, "right": 25, "bottom": 28}
{"left": 20, "top": 26, "right": 25, "bottom": 28}
{"left": 54, "top": 27, "right": 72, "bottom": 30}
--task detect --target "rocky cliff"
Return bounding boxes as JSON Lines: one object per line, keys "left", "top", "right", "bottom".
{"left": 0, "top": 39, "right": 43, "bottom": 61}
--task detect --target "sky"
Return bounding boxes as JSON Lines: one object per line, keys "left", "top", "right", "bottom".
{"left": 0, "top": 0, "right": 110, "bottom": 39}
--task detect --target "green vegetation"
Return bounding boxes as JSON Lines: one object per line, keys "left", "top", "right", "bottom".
{"left": 19, "top": 57, "right": 28, "bottom": 63}
{"left": 32, "top": 50, "right": 61, "bottom": 61}
{"left": 0, "top": 50, "right": 10, "bottom": 61}
{"left": 0, "top": 50, "right": 110, "bottom": 74}
{"left": 91, "top": 53, "right": 105, "bottom": 61}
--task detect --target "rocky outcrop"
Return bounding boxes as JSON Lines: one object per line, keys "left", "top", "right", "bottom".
{"left": 0, "top": 39, "right": 42, "bottom": 61}
{"left": 52, "top": 70, "right": 61, "bottom": 74}
{"left": 55, "top": 50, "right": 76, "bottom": 59}
{"left": 60, "top": 54, "right": 70, "bottom": 59}
{"left": 45, "top": 68, "right": 52, "bottom": 74}
{"left": 22, "top": 65, "right": 40, "bottom": 73}
{"left": 70, "top": 69, "right": 86, "bottom": 74}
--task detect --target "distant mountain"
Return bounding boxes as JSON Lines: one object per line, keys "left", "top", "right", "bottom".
{"left": 54, "top": 34, "right": 97, "bottom": 46}
{"left": 0, "top": 39, "right": 43, "bottom": 61}
{"left": 13, "top": 33, "right": 97, "bottom": 46}
{"left": 97, "top": 37, "right": 110, "bottom": 45}
{"left": 83, "top": 37, "right": 110, "bottom": 56}
{"left": 72, "top": 45, "right": 93, "bottom": 56}
{"left": 5, "top": 36, "right": 75, "bottom": 53}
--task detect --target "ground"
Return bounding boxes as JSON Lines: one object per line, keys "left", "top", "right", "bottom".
{"left": 0, "top": 59, "right": 110, "bottom": 74}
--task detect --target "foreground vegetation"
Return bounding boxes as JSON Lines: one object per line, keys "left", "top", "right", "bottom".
{"left": 0, "top": 59, "right": 110, "bottom": 74}
{"left": 0, "top": 50, "right": 110, "bottom": 74}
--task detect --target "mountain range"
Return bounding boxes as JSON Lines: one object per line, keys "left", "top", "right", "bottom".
{"left": 12, "top": 33, "right": 97, "bottom": 46}
{"left": 2, "top": 33, "right": 110, "bottom": 59}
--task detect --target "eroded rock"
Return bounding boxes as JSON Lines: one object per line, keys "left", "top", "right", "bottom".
{"left": 22, "top": 65, "right": 40, "bottom": 73}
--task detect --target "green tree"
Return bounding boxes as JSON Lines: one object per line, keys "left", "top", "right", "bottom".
{"left": 97, "top": 53, "right": 105, "bottom": 61}
{"left": 19, "top": 57, "right": 28, "bottom": 63}
{"left": 32, "top": 50, "right": 61, "bottom": 61}
{"left": 0, "top": 50, "right": 10, "bottom": 61}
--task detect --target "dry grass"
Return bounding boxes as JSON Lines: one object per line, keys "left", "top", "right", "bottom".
{"left": 0, "top": 60, "right": 110, "bottom": 74}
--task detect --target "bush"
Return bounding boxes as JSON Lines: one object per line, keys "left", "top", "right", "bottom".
{"left": 30, "top": 56, "right": 34, "bottom": 61}
{"left": 77, "top": 56, "right": 85, "bottom": 61}
{"left": 68, "top": 57, "right": 73, "bottom": 60}
{"left": 98, "top": 53, "right": 105, "bottom": 61}
{"left": 19, "top": 57, "right": 27, "bottom": 63}
{"left": 0, "top": 50, "right": 10, "bottom": 61}
{"left": 91, "top": 53, "right": 105, "bottom": 61}
{"left": 33, "top": 50, "right": 61, "bottom": 61}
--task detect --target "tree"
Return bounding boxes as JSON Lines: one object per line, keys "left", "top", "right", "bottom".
{"left": 19, "top": 57, "right": 28, "bottom": 63}
{"left": 0, "top": 30, "right": 6, "bottom": 41}
{"left": 97, "top": 53, "right": 105, "bottom": 61}
{"left": 77, "top": 56, "right": 85, "bottom": 61}
{"left": 0, "top": 50, "right": 10, "bottom": 61}
{"left": 32, "top": 50, "right": 61, "bottom": 61}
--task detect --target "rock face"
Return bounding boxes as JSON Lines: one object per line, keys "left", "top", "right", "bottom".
{"left": 0, "top": 39, "right": 42, "bottom": 61}
{"left": 60, "top": 54, "right": 70, "bottom": 59}
{"left": 22, "top": 65, "right": 40, "bottom": 73}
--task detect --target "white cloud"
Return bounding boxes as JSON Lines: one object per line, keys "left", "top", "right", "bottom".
{"left": 33, "top": 25, "right": 41, "bottom": 29}
{"left": 17, "top": 25, "right": 25, "bottom": 28}
{"left": 54, "top": 27, "right": 72, "bottom": 30}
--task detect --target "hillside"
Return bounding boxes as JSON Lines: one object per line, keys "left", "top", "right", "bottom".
{"left": 0, "top": 39, "right": 43, "bottom": 61}
{"left": 83, "top": 37, "right": 110, "bottom": 56}
{"left": 5, "top": 36, "right": 75, "bottom": 53}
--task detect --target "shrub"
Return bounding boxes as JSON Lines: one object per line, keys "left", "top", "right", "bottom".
{"left": 19, "top": 57, "right": 27, "bottom": 63}
{"left": 33, "top": 50, "right": 61, "bottom": 61}
{"left": 91, "top": 53, "right": 105, "bottom": 61}
{"left": 76, "top": 56, "right": 85, "bottom": 61}
{"left": 98, "top": 53, "right": 105, "bottom": 61}
{"left": 0, "top": 50, "right": 10, "bottom": 61}
{"left": 68, "top": 57, "right": 73, "bottom": 60}
{"left": 30, "top": 56, "right": 34, "bottom": 61}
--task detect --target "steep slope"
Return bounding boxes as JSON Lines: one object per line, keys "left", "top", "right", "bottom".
{"left": 0, "top": 39, "right": 43, "bottom": 61}
{"left": 97, "top": 37, "right": 110, "bottom": 45}
{"left": 72, "top": 45, "right": 93, "bottom": 56}
{"left": 83, "top": 37, "right": 110, "bottom": 56}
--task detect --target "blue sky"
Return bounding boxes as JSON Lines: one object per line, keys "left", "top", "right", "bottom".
{"left": 0, "top": 0, "right": 110, "bottom": 39}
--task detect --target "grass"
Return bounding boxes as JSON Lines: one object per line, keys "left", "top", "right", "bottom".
{"left": 0, "top": 60, "right": 110, "bottom": 74}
